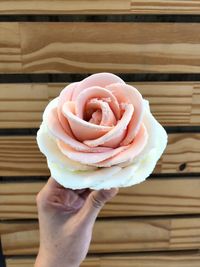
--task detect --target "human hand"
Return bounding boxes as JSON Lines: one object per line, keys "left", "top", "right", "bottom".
{"left": 34, "top": 177, "right": 118, "bottom": 267}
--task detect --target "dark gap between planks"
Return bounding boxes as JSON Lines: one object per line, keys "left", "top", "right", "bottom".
{"left": 4, "top": 249, "right": 200, "bottom": 258}
{"left": 1, "top": 14, "right": 200, "bottom": 22}
{"left": 0, "top": 126, "right": 200, "bottom": 136}
{"left": 0, "top": 174, "right": 200, "bottom": 183}
{"left": 2, "top": 213, "right": 200, "bottom": 223}
{"left": 1, "top": 74, "right": 200, "bottom": 83}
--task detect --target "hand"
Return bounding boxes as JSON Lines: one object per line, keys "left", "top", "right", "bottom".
{"left": 34, "top": 177, "right": 118, "bottom": 267}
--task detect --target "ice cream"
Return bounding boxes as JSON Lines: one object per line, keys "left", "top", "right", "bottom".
{"left": 37, "top": 73, "right": 168, "bottom": 189}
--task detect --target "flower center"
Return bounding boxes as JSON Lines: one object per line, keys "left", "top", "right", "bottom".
{"left": 84, "top": 98, "right": 117, "bottom": 127}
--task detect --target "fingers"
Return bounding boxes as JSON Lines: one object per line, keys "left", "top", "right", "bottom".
{"left": 79, "top": 189, "right": 92, "bottom": 200}
{"left": 62, "top": 189, "right": 85, "bottom": 210}
{"left": 36, "top": 177, "right": 62, "bottom": 199}
{"left": 36, "top": 177, "right": 60, "bottom": 206}
{"left": 80, "top": 188, "right": 118, "bottom": 224}
{"left": 36, "top": 176, "right": 118, "bottom": 219}
{"left": 36, "top": 177, "right": 88, "bottom": 212}
{"left": 46, "top": 176, "right": 63, "bottom": 189}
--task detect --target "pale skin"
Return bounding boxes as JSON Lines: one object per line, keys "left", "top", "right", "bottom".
{"left": 34, "top": 177, "right": 118, "bottom": 267}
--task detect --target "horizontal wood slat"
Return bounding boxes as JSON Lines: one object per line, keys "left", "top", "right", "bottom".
{"left": 7, "top": 257, "right": 100, "bottom": 267}
{"left": 2, "top": 23, "right": 200, "bottom": 73}
{"left": 6, "top": 252, "right": 200, "bottom": 267}
{"left": 1, "top": 82, "right": 200, "bottom": 128}
{"left": 0, "top": 133, "right": 200, "bottom": 176}
{"left": 1, "top": 178, "right": 200, "bottom": 219}
{"left": 1, "top": 0, "right": 200, "bottom": 14}
{"left": 1, "top": 217, "right": 200, "bottom": 255}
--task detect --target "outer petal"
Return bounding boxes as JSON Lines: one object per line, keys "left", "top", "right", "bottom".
{"left": 116, "top": 100, "right": 168, "bottom": 181}
{"left": 72, "top": 72, "right": 125, "bottom": 100}
{"left": 115, "top": 108, "right": 168, "bottom": 189}
{"left": 106, "top": 83, "right": 144, "bottom": 145}
{"left": 48, "top": 160, "right": 122, "bottom": 189}
{"left": 57, "top": 139, "right": 128, "bottom": 164}
{"left": 125, "top": 100, "right": 168, "bottom": 165}
{"left": 36, "top": 122, "right": 95, "bottom": 171}
{"left": 93, "top": 164, "right": 140, "bottom": 189}
{"left": 92, "top": 124, "right": 148, "bottom": 167}
{"left": 57, "top": 82, "right": 79, "bottom": 134}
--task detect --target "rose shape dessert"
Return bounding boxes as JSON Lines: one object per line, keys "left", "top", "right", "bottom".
{"left": 37, "top": 73, "right": 167, "bottom": 189}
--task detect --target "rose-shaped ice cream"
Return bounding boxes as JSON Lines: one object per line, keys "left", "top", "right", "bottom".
{"left": 37, "top": 73, "right": 167, "bottom": 189}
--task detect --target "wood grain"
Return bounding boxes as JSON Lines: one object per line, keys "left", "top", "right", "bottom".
{"left": 6, "top": 256, "right": 99, "bottom": 267}
{"left": 131, "top": 0, "right": 200, "bottom": 14}
{"left": 0, "top": 23, "right": 21, "bottom": 72}
{"left": 0, "top": 133, "right": 199, "bottom": 176}
{"left": 2, "top": 23, "right": 200, "bottom": 73}
{"left": 0, "top": 82, "right": 200, "bottom": 128}
{"left": 1, "top": 178, "right": 200, "bottom": 219}
{"left": 6, "top": 252, "right": 200, "bottom": 267}
{"left": 1, "top": 217, "right": 200, "bottom": 255}
{"left": 1, "top": 0, "right": 200, "bottom": 14}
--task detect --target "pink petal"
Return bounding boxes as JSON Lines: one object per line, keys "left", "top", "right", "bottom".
{"left": 75, "top": 86, "right": 121, "bottom": 121}
{"left": 62, "top": 101, "right": 112, "bottom": 142}
{"left": 92, "top": 124, "right": 148, "bottom": 167}
{"left": 86, "top": 99, "right": 117, "bottom": 126}
{"left": 84, "top": 103, "right": 134, "bottom": 148}
{"left": 72, "top": 72, "right": 125, "bottom": 101}
{"left": 102, "top": 130, "right": 127, "bottom": 148}
{"left": 57, "top": 82, "right": 79, "bottom": 135}
{"left": 57, "top": 139, "right": 128, "bottom": 164}
{"left": 106, "top": 83, "right": 144, "bottom": 145}
{"left": 89, "top": 110, "right": 102, "bottom": 125}
{"left": 47, "top": 107, "right": 111, "bottom": 153}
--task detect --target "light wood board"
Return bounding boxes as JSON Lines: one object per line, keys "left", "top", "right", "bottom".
{"left": 1, "top": 1, "right": 200, "bottom": 14}
{"left": 0, "top": 82, "right": 200, "bottom": 128}
{"left": 6, "top": 251, "right": 200, "bottom": 267}
{"left": 1, "top": 217, "right": 200, "bottom": 255}
{"left": 0, "top": 133, "right": 199, "bottom": 176}
{"left": 2, "top": 23, "right": 200, "bottom": 73}
{"left": 1, "top": 178, "right": 200, "bottom": 219}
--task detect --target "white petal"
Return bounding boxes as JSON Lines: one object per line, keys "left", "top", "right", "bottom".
{"left": 36, "top": 122, "right": 95, "bottom": 171}
{"left": 48, "top": 160, "right": 121, "bottom": 189}
{"left": 133, "top": 99, "right": 168, "bottom": 162}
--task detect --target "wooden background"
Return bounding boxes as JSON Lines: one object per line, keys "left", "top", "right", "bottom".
{"left": 0, "top": 1, "right": 200, "bottom": 266}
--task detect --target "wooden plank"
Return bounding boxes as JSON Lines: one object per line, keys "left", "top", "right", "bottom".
{"left": 6, "top": 256, "right": 99, "bottom": 267}
{"left": 0, "top": 82, "right": 200, "bottom": 128}
{"left": 1, "top": 217, "right": 200, "bottom": 255}
{"left": 1, "top": 0, "right": 200, "bottom": 15}
{"left": 6, "top": 252, "right": 200, "bottom": 267}
{"left": 131, "top": 0, "right": 200, "bottom": 14}
{"left": 1, "top": 178, "right": 200, "bottom": 219}
{"left": 0, "top": 23, "right": 22, "bottom": 73}
{"left": 6, "top": 258, "right": 31, "bottom": 267}
{"left": 0, "top": 133, "right": 199, "bottom": 176}
{"left": 1, "top": 23, "right": 200, "bottom": 73}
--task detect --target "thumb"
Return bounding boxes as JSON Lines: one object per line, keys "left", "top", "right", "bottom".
{"left": 80, "top": 188, "right": 118, "bottom": 224}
